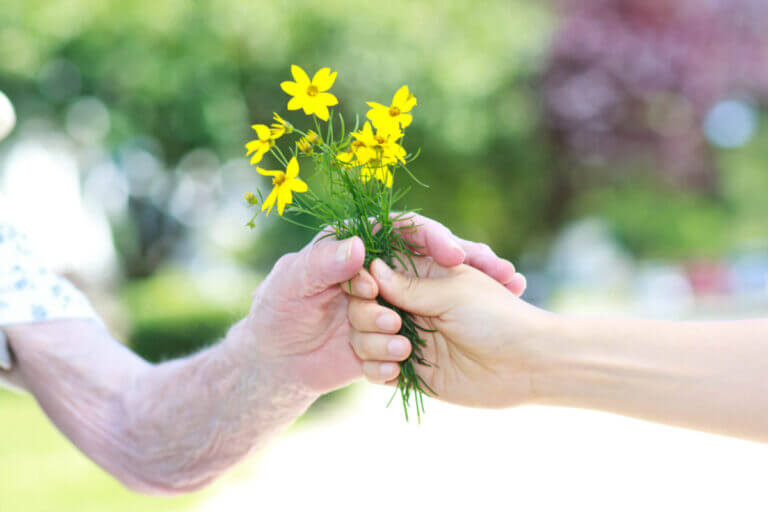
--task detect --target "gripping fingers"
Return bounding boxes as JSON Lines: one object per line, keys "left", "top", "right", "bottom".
{"left": 341, "top": 268, "right": 379, "bottom": 299}
{"left": 351, "top": 332, "right": 411, "bottom": 362}
{"left": 347, "top": 298, "right": 402, "bottom": 333}
{"left": 362, "top": 361, "right": 401, "bottom": 383}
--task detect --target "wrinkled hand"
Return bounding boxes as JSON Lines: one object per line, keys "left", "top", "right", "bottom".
{"left": 242, "top": 214, "right": 527, "bottom": 395}
{"left": 345, "top": 257, "right": 552, "bottom": 408}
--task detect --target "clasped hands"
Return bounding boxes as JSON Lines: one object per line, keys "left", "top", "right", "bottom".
{"left": 247, "top": 213, "right": 540, "bottom": 410}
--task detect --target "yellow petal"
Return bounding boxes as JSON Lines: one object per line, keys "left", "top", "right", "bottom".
{"left": 262, "top": 186, "right": 279, "bottom": 214}
{"left": 287, "top": 96, "right": 303, "bottom": 111}
{"left": 312, "top": 68, "right": 337, "bottom": 92}
{"left": 336, "top": 151, "right": 354, "bottom": 164}
{"left": 253, "top": 124, "right": 272, "bottom": 140}
{"left": 367, "top": 110, "right": 396, "bottom": 132}
{"left": 291, "top": 65, "right": 310, "bottom": 86}
{"left": 361, "top": 121, "right": 375, "bottom": 139}
{"left": 356, "top": 146, "right": 375, "bottom": 164}
{"left": 257, "top": 168, "right": 283, "bottom": 177}
{"left": 316, "top": 92, "right": 338, "bottom": 107}
{"left": 380, "top": 168, "right": 393, "bottom": 187}
{"left": 392, "top": 86, "right": 410, "bottom": 107}
{"left": 314, "top": 103, "right": 330, "bottom": 121}
{"left": 249, "top": 147, "right": 267, "bottom": 164}
{"left": 270, "top": 124, "right": 286, "bottom": 138}
{"left": 277, "top": 186, "right": 293, "bottom": 215}
{"left": 302, "top": 101, "right": 316, "bottom": 117}
{"left": 377, "top": 124, "right": 403, "bottom": 140}
{"left": 280, "top": 81, "right": 301, "bottom": 96}
{"left": 402, "top": 94, "right": 417, "bottom": 112}
{"left": 398, "top": 113, "right": 413, "bottom": 128}
{"left": 285, "top": 157, "right": 300, "bottom": 178}
{"left": 272, "top": 112, "right": 292, "bottom": 132}
{"left": 289, "top": 177, "right": 308, "bottom": 192}
{"left": 393, "top": 85, "right": 417, "bottom": 112}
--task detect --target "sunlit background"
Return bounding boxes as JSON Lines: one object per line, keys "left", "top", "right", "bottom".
{"left": 3, "top": 0, "right": 768, "bottom": 510}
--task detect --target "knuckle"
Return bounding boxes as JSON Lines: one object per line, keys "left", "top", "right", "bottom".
{"left": 402, "top": 275, "right": 419, "bottom": 297}
{"left": 363, "top": 362, "right": 379, "bottom": 380}
{"left": 347, "top": 299, "right": 365, "bottom": 326}
{"left": 403, "top": 277, "right": 419, "bottom": 300}
{"left": 350, "top": 333, "right": 366, "bottom": 358}
{"left": 273, "top": 252, "right": 296, "bottom": 273}
{"left": 476, "top": 242, "right": 493, "bottom": 255}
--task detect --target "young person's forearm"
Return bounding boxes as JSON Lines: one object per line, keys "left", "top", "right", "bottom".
{"left": 530, "top": 316, "right": 768, "bottom": 442}
{"left": 7, "top": 319, "right": 317, "bottom": 494}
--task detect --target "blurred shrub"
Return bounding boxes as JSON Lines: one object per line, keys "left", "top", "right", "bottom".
{"left": 572, "top": 182, "right": 732, "bottom": 260}
{"left": 120, "top": 268, "right": 252, "bottom": 361}
{"left": 130, "top": 311, "right": 235, "bottom": 363}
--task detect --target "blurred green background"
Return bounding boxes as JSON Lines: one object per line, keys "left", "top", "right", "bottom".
{"left": 2, "top": 0, "right": 768, "bottom": 509}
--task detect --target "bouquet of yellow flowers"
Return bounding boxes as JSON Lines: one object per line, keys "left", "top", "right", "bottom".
{"left": 243, "top": 65, "right": 430, "bottom": 420}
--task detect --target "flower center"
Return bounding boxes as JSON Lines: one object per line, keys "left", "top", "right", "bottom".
{"left": 389, "top": 106, "right": 401, "bottom": 117}
{"left": 307, "top": 85, "right": 319, "bottom": 97}
{"left": 273, "top": 174, "right": 287, "bottom": 186}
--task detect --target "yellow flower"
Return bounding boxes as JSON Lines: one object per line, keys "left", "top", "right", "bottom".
{"left": 257, "top": 156, "right": 308, "bottom": 215}
{"left": 297, "top": 138, "right": 313, "bottom": 154}
{"left": 271, "top": 113, "right": 293, "bottom": 137}
{"left": 366, "top": 85, "right": 417, "bottom": 131}
{"left": 280, "top": 65, "right": 339, "bottom": 121}
{"left": 369, "top": 123, "right": 406, "bottom": 166}
{"left": 347, "top": 122, "right": 378, "bottom": 164}
{"left": 340, "top": 122, "right": 406, "bottom": 167}
{"left": 360, "top": 163, "right": 393, "bottom": 188}
{"left": 305, "top": 130, "right": 320, "bottom": 145}
{"left": 245, "top": 124, "right": 283, "bottom": 164}
{"left": 297, "top": 130, "right": 319, "bottom": 155}
{"left": 244, "top": 191, "right": 259, "bottom": 205}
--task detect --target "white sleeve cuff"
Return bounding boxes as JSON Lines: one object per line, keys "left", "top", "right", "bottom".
{"left": 0, "top": 222, "right": 101, "bottom": 377}
{"left": 0, "top": 330, "right": 10, "bottom": 371}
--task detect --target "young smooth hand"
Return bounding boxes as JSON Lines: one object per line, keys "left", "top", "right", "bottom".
{"left": 344, "top": 257, "right": 553, "bottom": 408}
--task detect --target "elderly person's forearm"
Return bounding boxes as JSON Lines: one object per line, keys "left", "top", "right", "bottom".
{"left": 5, "top": 318, "right": 316, "bottom": 494}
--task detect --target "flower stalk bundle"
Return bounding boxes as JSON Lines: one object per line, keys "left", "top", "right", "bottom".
{"left": 243, "top": 65, "right": 432, "bottom": 420}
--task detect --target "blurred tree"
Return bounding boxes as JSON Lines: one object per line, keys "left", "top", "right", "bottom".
{"left": 1, "top": 0, "right": 766, "bottom": 272}
{"left": 543, "top": 0, "right": 768, "bottom": 226}
{"left": 0, "top": 0, "right": 554, "bottom": 273}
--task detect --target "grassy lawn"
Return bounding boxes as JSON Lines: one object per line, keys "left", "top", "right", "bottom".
{"left": 0, "top": 390, "right": 205, "bottom": 512}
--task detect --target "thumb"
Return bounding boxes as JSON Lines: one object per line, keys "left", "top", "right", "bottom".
{"left": 369, "top": 259, "right": 453, "bottom": 316}
{"left": 294, "top": 236, "right": 366, "bottom": 296}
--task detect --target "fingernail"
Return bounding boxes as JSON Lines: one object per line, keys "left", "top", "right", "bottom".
{"left": 376, "top": 312, "right": 399, "bottom": 331}
{"left": 336, "top": 239, "right": 353, "bottom": 262}
{"left": 380, "top": 363, "right": 398, "bottom": 378}
{"left": 388, "top": 338, "right": 409, "bottom": 357}
{"left": 516, "top": 273, "right": 527, "bottom": 295}
{"left": 355, "top": 280, "right": 373, "bottom": 297}
{"left": 372, "top": 259, "right": 392, "bottom": 280}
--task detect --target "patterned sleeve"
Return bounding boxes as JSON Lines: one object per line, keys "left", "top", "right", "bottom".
{"left": 0, "top": 222, "right": 100, "bottom": 372}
